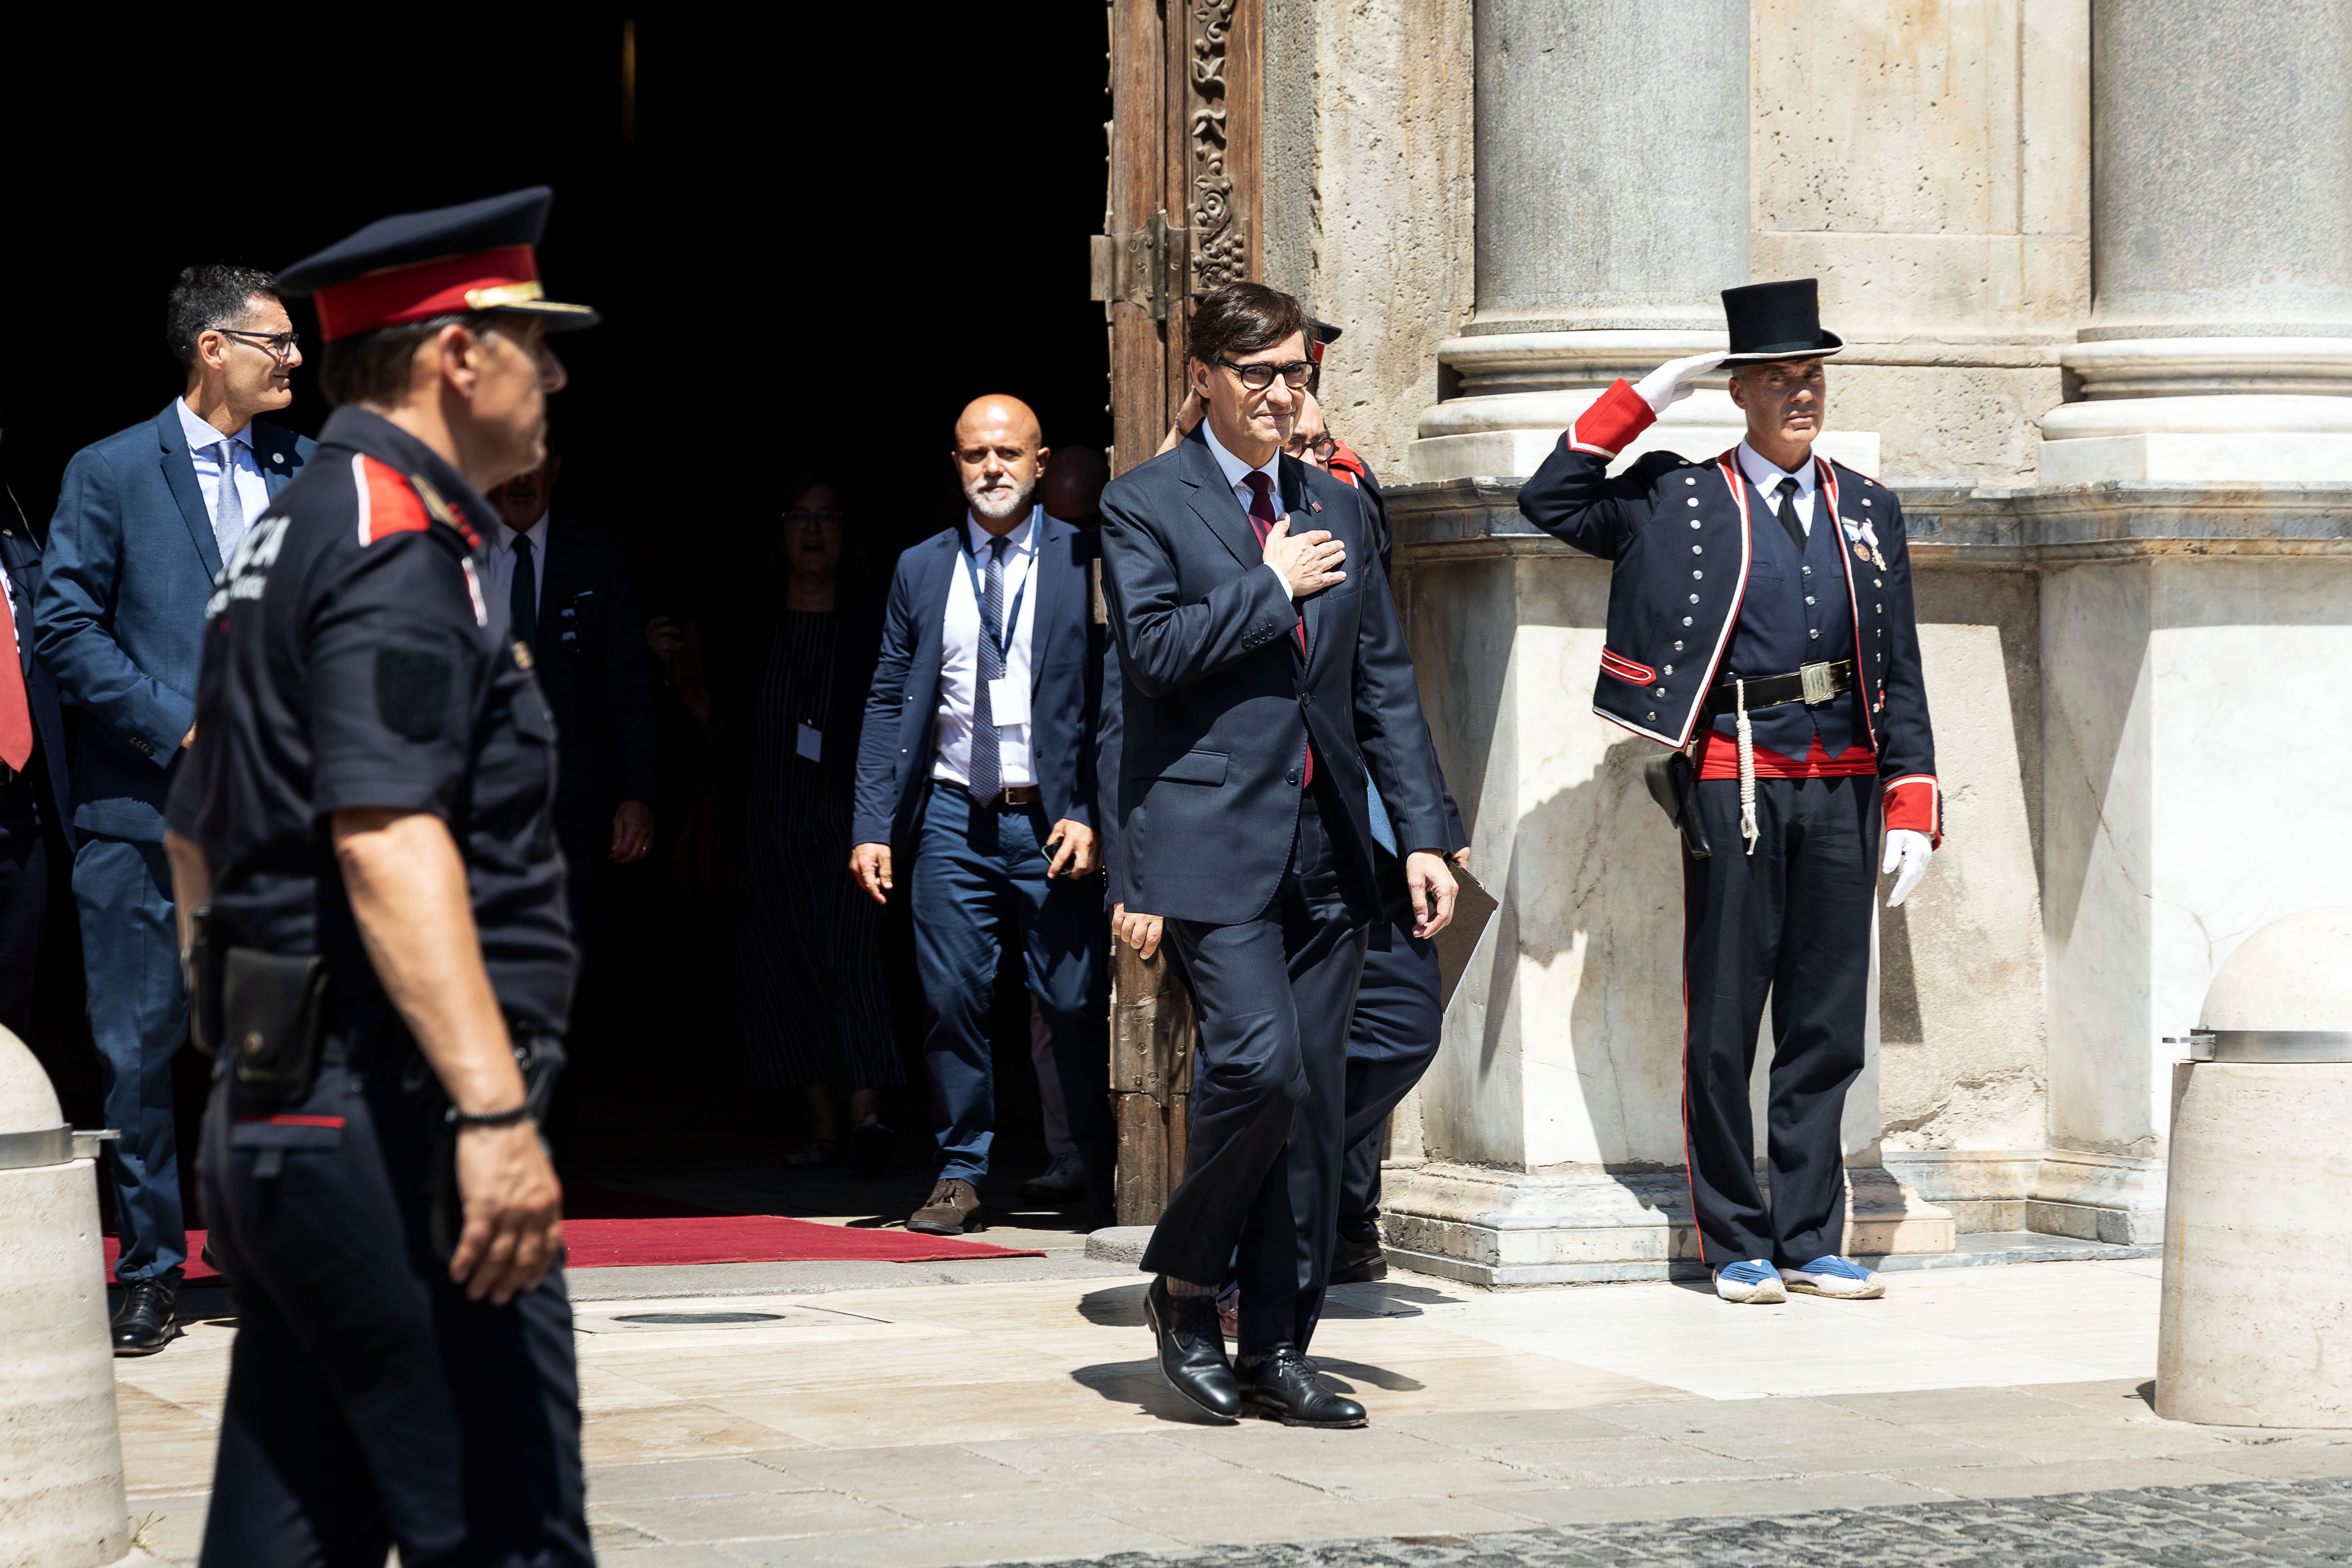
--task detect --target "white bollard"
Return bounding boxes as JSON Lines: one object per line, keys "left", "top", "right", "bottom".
{"left": 2157, "top": 907, "right": 2352, "bottom": 1427}
{"left": 0, "top": 1025, "right": 129, "bottom": 1566}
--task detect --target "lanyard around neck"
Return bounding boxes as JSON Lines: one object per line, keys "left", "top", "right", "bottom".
{"left": 960, "top": 526, "right": 1031, "bottom": 663}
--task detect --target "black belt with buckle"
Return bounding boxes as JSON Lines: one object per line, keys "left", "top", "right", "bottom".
{"left": 935, "top": 778, "right": 1040, "bottom": 809}
{"left": 1710, "top": 659, "right": 1855, "bottom": 712}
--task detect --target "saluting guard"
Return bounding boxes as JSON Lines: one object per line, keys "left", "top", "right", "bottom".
{"left": 165, "top": 188, "right": 597, "bottom": 1563}
{"left": 1519, "top": 280, "right": 1940, "bottom": 1306}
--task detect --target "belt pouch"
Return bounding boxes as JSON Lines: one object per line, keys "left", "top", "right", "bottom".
{"left": 223, "top": 948, "right": 330, "bottom": 1105}
{"left": 1641, "top": 751, "right": 1713, "bottom": 861}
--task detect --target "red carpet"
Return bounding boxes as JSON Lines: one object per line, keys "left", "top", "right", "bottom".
{"left": 107, "top": 1185, "right": 1043, "bottom": 1282}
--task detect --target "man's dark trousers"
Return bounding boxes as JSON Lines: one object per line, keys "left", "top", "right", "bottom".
{"left": 198, "top": 1006, "right": 589, "bottom": 1565}
{"left": 1682, "top": 771, "right": 1878, "bottom": 1267}
{"left": 80, "top": 834, "right": 188, "bottom": 1285}
{"left": 1148, "top": 781, "right": 1367, "bottom": 1361}
{"left": 1338, "top": 852, "right": 1441, "bottom": 1246}
{"left": 913, "top": 781, "right": 1113, "bottom": 1183}
{"left": 0, "top": 774, "right": 48, "bottom": 1038}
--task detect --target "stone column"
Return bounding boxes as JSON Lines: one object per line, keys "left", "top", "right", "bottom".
{"left": 2038, "top": 0, "right": 2352, "bottom": 481}
{"left": 1406, "top": 0, "right": 1877, "bottom": 483}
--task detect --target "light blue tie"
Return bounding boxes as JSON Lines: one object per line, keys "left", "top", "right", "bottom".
{"left": 212, "top": 439, "right": 249, "bottom": 561}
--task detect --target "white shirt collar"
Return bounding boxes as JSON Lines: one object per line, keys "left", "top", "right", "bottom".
{"left": 176, "top": 397, "right": 249, "bottom": 457}
{"left": 964, "top": 506, "right": 1040, "bottom": 557}
{"left": 1736, "top": 440, "right": 1818, "bottom": 499}
{"left": 497, "top": 511, "right": 550, "bottom": 552}
{"left": 1202, "top": 419, "right": 1281, "bottom": 498}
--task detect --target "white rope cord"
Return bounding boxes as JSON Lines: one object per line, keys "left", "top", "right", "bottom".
{"left": 1735, "top": 677, "right": 1759, "bottom": 855}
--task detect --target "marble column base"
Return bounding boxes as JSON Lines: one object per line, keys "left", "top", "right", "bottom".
{"left": 1376, "top": 1160, "right": 1952, "bottom": 1285}
{"left": 2038, "top": 338, "right": 2352, "bottom": 482}
{"left": 2025, "top": 1149, "right": 2168, "bottom": 1246}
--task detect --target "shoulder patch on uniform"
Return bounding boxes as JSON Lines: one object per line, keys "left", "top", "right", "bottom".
{"left": 374, "top": 647, "right": 452, "bottom": 740}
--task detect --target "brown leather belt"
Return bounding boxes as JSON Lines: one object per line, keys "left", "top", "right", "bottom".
{"left": 1709, "top": 659, "right": 1855, "bottom": 712}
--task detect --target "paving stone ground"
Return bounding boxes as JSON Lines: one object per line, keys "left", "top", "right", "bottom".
{"left": 1020, "top": 1480, "right": 2352, "bottom": 1568}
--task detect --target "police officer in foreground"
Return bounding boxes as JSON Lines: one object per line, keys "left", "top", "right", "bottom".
{"left": 1519, "top": 280, "right": 1940, "bottom": 1308}
{"left": 162, "top": 187, "right": 597, "bottom": 1563}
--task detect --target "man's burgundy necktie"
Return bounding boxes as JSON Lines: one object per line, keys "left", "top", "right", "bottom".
{"left": 0, "top": 585, "right": 31, "bottom": 774}
{"left": 1243, "top": 472, "right": 1312, "bottom": 787}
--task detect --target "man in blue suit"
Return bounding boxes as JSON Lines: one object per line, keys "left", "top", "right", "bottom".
{"left": 36, "top": 263, "right": 313, "bottom": 1353}
{"left": 0, "top": 451, "right": 72, "bottom": 1042}
{"left": 852, "top": 394, "right": 1114, "bottom": 1236}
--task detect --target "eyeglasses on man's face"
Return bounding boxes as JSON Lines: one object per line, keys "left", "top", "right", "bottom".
{"left": 215, "top": 327, "right": 301, "bottom": 362}
{"left": 1216, "top": 356, "right": 1314, "bottom": 392}
{"left": 787, "top": 506, "right": 843, "bottom": 530}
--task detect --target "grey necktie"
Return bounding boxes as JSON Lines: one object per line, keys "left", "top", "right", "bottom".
{"left": 967, "top": 535, "right": 1010, "bottom": 806}
{"left": 213, "top": 439, "right": 249, "bottom": 561}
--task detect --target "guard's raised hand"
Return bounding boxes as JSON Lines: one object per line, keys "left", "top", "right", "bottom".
{"left": 1632, "top": 350, "right": 1729, "bottom": 414}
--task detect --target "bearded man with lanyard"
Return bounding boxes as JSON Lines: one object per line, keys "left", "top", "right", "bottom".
{"left": 1518, "top": 279, "right": 1940, "bottom": 1306}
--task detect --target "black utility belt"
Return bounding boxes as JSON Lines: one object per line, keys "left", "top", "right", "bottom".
{"left": 1710, "top": 659, "right": 1855, "bottom": 712}
{"left": 187, "top": 914, "right": 331, "bottom": 1105}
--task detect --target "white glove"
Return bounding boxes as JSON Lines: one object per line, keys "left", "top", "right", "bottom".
{"left": 1881, "top": 828, "right": 1932, "bottom": 908}
{"left": 1631, "top": 350, "right": 1728, "bottom": 414}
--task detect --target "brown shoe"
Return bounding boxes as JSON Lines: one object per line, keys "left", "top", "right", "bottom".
{"left": 907, "top": 1177, "right": 985, "bottom": 1235}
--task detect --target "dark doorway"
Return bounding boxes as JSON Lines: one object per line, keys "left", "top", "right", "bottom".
{"left": 2, "top": 13, "right": 1111, "bottom": 1204}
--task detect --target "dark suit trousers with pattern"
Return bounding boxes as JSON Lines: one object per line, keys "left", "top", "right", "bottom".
{"left": 1142, "top": 779, "right": 1368, "bottom": 1361}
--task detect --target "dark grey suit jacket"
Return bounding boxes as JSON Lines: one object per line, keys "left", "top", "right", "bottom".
{"left": 1097, "top": 424, "right": 1446, "bottom": 926}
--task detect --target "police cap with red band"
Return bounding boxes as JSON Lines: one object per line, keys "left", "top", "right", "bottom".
{"left": 275, "top": 186, "right": 599, "bottom": 343}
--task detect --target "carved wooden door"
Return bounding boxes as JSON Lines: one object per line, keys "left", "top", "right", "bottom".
{"left": 1092, "top": 0, "right": 1261, "bottom": 1223}
{"left": 1095, "top": 0, "right": 1261, "bottom": 476}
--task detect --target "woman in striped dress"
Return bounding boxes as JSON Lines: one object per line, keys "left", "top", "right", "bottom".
{"left": 734, "top": 478, "right": 902, "bottom": 1165}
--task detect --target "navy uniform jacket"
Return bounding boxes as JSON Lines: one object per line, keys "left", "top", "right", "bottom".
{"left": 852, "top": 511, "right": 1105, "bottom": 854}
{"left": 0, "top": 524, "right": 73, "bottom": 844}
{"left": 37, "top": 403, "right": 312, "bottom": 842}
{"left": 168, "top": 407, "right": 573, "bottom": 1031}
{"left": 529, "top": 512, "right": 658, "bottom": 855}
{"left": 1098, "top": 425, "right": 1448, "bottom": 926}
{"left": 1517, "top": 379, "right": 1940, "bottom": 840}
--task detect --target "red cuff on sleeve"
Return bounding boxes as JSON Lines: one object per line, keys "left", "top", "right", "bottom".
{"left": 1884, "top": 775, "right": 1942, "bottom": 847}
{"left": 1566, "top": 379, "right": 1657, "bottom": 459}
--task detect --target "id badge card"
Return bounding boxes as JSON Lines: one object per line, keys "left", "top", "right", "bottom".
{"left": 986, "top": 676, "right": 1030, "bottom": 729}
{"left": 796, "top": 723, "right": 823, "bottom": 762}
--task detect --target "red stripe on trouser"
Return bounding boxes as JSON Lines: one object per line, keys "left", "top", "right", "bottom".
{"left": 232, "top": 1114, "right": 347, "bottom": 1128}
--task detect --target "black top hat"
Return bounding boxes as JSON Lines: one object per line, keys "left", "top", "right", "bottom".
{"left": 1719, "top": 279, "right": 1842, "bottom": 365}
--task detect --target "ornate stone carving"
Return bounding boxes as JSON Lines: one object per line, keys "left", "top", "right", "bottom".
{"left": 1187, "top": 0, "right": 1247, "bottom": 290}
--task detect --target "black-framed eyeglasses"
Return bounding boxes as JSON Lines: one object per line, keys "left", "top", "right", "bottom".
{"left": 1216, "top": 356, "right": 1314, "bottom": 391}
{"left": 215, "top": 327, "right": 300, "bottom": 362}
{"left": 786, "top": 506, "right": 843, "bottom": 529}
{"left": 1286, "top": 432, "right": 1336, "bottom": 459}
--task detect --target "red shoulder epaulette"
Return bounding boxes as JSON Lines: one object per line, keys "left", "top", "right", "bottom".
{"left": 349, "top": 455, "right": 483, "bottom": 550}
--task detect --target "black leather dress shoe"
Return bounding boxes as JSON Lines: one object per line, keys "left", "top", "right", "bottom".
{"left": 1146, "top": 1276, "right": 1240, "bottom": 1420}
{"left": 1330, "top": 1234, "right": 1388, "bottom": 1284}
{"left": 110, "top": 1281, "right": 178, "bottom": 1357}
{"left": 1238, "top": 1347, "right": 1367, "bottom": 1428}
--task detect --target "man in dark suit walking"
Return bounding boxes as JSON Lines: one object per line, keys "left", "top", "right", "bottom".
{"left": 1099, "top": 282, "right": 1456, "bottom": 1428}
{"left": 36, "top": 263, "right": 313, "bottom": 1353}
{"left": 483, "top": 448, "right": 657, "bottom": 944}
{"left": 0, "top": 451, "right": 72, "bottom": 1042}
{"left": 852, "top": 395, "right": 1115, "bottom": 1235}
